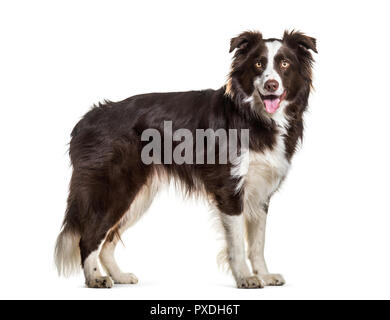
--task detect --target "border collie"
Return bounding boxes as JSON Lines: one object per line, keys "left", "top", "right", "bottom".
{"left": 55, "top": 30, "right": 317, "bottom": 288}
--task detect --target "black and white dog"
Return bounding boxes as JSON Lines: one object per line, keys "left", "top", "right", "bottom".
{"left": 55, "top": 30, "right": 317, "bottom": 288}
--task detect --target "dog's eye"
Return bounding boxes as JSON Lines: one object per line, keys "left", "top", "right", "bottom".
{"left": 280, "top": 60, "right": 290, "bottom": 69}
{"left": 255, "top": 61, "right": 262, "bottom": 69}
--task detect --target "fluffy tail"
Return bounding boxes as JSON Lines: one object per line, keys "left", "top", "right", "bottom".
{"left": 54, "top": 224, "right": 81, "bottom": 277}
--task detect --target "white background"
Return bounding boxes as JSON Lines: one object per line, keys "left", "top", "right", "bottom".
{"left": 1, "top": 0, "right": 389, "bottom": 300}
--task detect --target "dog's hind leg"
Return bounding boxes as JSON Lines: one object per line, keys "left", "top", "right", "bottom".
{"left": 61, "top": 175, "right": 119, "bottom": 288}
{"left": 78, "top": 175, "right": 149, "bottom": 289}
{"left": 99, "top": 235, "right": 138, "bottom": 285}
{"left": 80, "top": 204, "right": 136, "bottom": 289}
{"left": 99, "top": 177, "right": 159, "bottom": 284}
{"left": 81, "top": 240, "right": 113, "bottom": 289}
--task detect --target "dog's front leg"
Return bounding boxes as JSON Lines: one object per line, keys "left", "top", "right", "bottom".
{"left": 246, "top": 203, "right": 285, "bottom": 286}
{"left": 220, "top": 213, "right": 264, "bottom": 288}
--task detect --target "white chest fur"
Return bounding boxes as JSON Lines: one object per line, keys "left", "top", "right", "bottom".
{"left": 232, "top": 109, "right": 291, "bottom": 217}
{"left": 245, "top": 133, "right": 290, "bottom": 203}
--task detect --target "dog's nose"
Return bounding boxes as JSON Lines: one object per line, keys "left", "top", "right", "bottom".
{"left": 264, "top": 80, "right": 279, "bottom": 93}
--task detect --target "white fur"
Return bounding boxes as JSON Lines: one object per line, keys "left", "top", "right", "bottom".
{"left": 54, "top": 229, "right": 81, "bottom": 277}
{"left": 84, "top": 249, "right": 102, "bottom": 281}
{"left": 99, "top": 239, "right": 138, "bottom": 284}
{"left": 243, "top": 96, "right": 254, "bottom": 104}
{"left": 245, "top": 139, "right": 289, "bottom": 217}
{"left": 246, "top": 209, "right": 268, "bottom": 274}
{"left": 230, "top": 151, "right": 250, "bottom": 193}
{"left": 83, "top": 245, "right": 113, "bottom": 288}
{"left": 117, "top": 174, "right": 160, "bottom": 231}
{"left": 257, "top": 41, "right": 284, "bottom": 97}
{"left": 219, "top": 214, "right": 257, "bottom": 282}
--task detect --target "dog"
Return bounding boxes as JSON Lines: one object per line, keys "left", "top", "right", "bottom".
{"left": 55, "top": 30, "right": 317, "bottom": 288}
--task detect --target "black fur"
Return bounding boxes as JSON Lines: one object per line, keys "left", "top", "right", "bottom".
{"left": 57, "top": 30, "right": 317, "bottom": 276}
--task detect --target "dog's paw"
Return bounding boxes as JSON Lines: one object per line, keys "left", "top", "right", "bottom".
{"left": 236, "top": 276, "right": 265, "bottom": 289}
{"left": 258, "top": 273, "right": 285, "bottom": 286}
{"left": 112, "top": 272, "right": 138, "bottom": 284}
{"left": 86, "top": 276, "right": 114, "bottom": 289}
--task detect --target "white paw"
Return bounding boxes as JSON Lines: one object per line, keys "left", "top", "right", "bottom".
{"left": 236, "top": 276, "right": 265, "bottom": 289}
{"left": 112, "top": 272, "right": 138, "bottom": 284}
{"left": 86, "top": 276, "right": 113, "bottom": 288}
{"left": 258, "top": 273, "right": 285, "bottom": 286}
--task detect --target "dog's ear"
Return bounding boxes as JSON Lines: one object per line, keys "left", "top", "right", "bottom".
{"left": 229, "top": 31, "right": 262, "bottom": 53}
{"left": 283, "top": 30, "right": 318, "bottom": 53}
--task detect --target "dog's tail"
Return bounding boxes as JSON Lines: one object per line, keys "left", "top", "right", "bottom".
{"left": 54, "top": 202, "right": 81, "bottom": 277}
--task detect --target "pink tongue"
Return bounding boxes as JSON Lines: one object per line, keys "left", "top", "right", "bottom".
{"left": 264, "top": 98, "right": 280, "bottom": 114}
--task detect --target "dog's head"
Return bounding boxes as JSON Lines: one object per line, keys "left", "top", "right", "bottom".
{"left": 226, "top": 30, "right": 317, "bottom": 117}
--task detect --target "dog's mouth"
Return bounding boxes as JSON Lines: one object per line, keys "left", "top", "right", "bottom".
{"left": 259, "top": 91, "right": 287, "bottom": 114}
